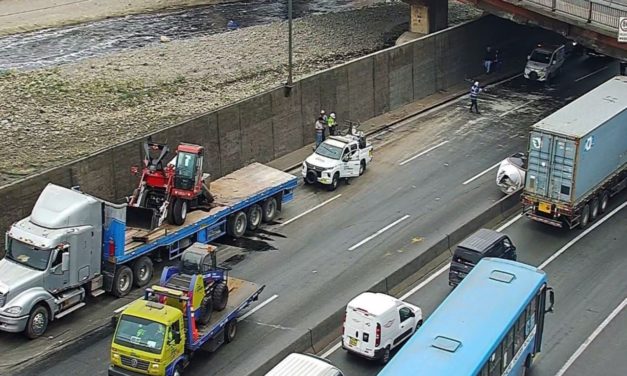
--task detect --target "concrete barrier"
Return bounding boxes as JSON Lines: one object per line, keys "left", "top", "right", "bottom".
{"left": 251, "top": 190, "right": 522, "bottom": 376}
{"left": 0, "top": 15, "right": 535, "bottom": 249}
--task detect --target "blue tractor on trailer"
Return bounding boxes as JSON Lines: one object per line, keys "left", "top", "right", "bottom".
{"left": 0, "top": 161, "right": 296, "bottom": 338}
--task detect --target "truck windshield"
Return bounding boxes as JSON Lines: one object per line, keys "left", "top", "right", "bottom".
{"left": 114, "top": 315, "right": 166, "bottom": 355}
{"left": 315, "top": 142, "right": 343, "bottom": 160}
{"left": 529, "top": 50, "right": 551, "bottom": 64}
{"left": 176, "top": 152, "right": 197, "bottom": 179}
{"left": 5, "top": 239, "right": 51, "bottom": 271}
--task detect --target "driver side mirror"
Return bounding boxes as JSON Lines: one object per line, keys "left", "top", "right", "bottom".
{"left": 342, "top": 154, "right": 350, "bottom": 162}
{"left": 173, "top": 330, "right": 181, "bottom": 344}
{"left": 527, "top": 55, "right": 530, "bottom": 60}
{"left": 61, "top": 252, "right": 70, "bottom": 272}
{"left": 545, "top": 287, "right": 555, "bottom": 313}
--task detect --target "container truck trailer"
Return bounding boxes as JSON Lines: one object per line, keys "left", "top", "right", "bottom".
{"left": 522, "top": 76, "right": 627, "bottom": 229}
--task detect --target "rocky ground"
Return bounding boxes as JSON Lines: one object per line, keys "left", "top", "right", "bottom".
{"left": 0, "top": 1, "right": 482, "bottom": 185}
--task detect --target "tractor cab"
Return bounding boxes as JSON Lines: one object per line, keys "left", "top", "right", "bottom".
{"left": 173, "top": 144, "right": 204, "bottom": 192}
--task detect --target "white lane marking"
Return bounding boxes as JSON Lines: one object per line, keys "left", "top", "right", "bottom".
{"left": 555, "top": 295, "right": 627, "bottom": 376}
{"left": 399, "top": 140, "right": 449, "bottom": 166}
{"left": 239, "top": 294, "right": 279, "bottom": 320}
{"left": 462, "top": 161, "right": 501, "bottom": 185}
{"left": 539, "top": 200, "right": 627, "bottom": 270}
{"left": 499, "top": 100, "right": 535, "bottom": 118}
{"left": 574, "top": 66, "right": 608, "bottom": 83}
{"left": 322, "top": 211, "right": 523, "bottom": 358}
{"left": 321, "top": 341, "right": 343, "bottom": 359}
{"left": 496, "top": 213, "right": 523, "bottom": 232}
{"left": 348, "top": 215, "right": 411, "bottom": 251}
{"left": 279, "top": 194, "right": 342, "bottom": 227}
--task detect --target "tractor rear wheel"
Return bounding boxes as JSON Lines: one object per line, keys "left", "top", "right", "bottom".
{"left": 172, "top": 199, "right": 188, "bottom": 226}
{"left": 197, "top": 295, "right": 213, "bottom": 326}
{"left": 212, "top": 282, "right": 229, "bottom": 311}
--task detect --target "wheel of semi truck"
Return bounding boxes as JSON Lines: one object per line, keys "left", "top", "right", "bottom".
{"left": 600, "top": 191, "right": 609, "bottom": 213}
{"left": 247, "top": 205, "right": 262, "bottom": 231}
{"left": 590, "top": 198, "right": 600, "bottom": 221}
{"left": 262, "top": 197, "right": 278, "bottom": 223}
{"left": 132, "top": 256, "right": 154, "bottom": 288}
{"left": 25, "top": 305, "right": 49, "bottom": 339}
{"left": 173, "top": 364, "right": 183, "bottom": 376}
{"left": 578, "top": 204, "right": 590, "bottom": 229}
{"left": 112, "top": 266, "right": 134, "bottom": 297}
{"left": 227, "top": 211, "right": 247, "bottom": 238}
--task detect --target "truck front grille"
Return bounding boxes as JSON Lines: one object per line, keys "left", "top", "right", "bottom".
{"left": 120, "top": 355, "right": 150, "bottom": 371}
{"left": 0, "top": 293, "right": 5, "bottom": 308}
{"left": 306, "top": 162, "right": 325, "bottom": 173}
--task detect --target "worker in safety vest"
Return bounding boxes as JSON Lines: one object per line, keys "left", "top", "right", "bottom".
{"left": 327, "top": 112, "right": 337, "bottom": 136}
{"left": 469, "top": 81, "right": 482, "bottom": 114}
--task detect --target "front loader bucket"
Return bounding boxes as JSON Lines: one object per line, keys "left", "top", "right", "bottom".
{"left": 126, "top": 206, "right": 160, "bottom": 230}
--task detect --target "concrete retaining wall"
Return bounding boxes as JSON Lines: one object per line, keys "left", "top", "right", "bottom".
{"left": 250, "top": 190, "right": 523, "bottom": 376}
{"left": 0, "top": 16, "right": 530, "bottom": 249}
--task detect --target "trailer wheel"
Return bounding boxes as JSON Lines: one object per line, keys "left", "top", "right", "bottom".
{"left": 600, "top": 191, "right": 610, "bottom": 213}
{"left": 247, "top": 205, "right": 263, "bottom": 231}
{"left": 227, "top": 211, "right": 247, "bottom": 238}
{"left": 262, "top": 197, "right": 278, "bottom": 223}
{"left": 212, "top": 282, "right": 229, "bottom": 311}
{"left": 590, "top": 198, "right": 600, "bottom": 221}
{"left": 172, "top": 198, "right": 188, "bottom": 226}
{"left": 25, "top": 304, "right": 49, "bottom": 339}
{"left": 197, "top": 295, "right": 214, "bottom": 326}
{"left": 224, "top": 320, "right": 237, "bottom": 343}
{"left": 112, "top": 266, "right": 134, "bottom": 297}
{"left": 132, "top": 256, "right": 153, "bottom": 287}
{"left": 578, "top": 204, "right": 590, "bottom": 229}
{"left": 173, "top": 364, "right": 183, "bottom": 376}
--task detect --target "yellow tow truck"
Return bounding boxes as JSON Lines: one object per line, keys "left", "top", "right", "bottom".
{"left": 108, "top": 244, "right": 264, "bottom": 376}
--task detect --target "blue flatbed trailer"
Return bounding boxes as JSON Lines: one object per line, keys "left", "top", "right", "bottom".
{"left": 102, "top": 162, "right": 297, "bottom": 294}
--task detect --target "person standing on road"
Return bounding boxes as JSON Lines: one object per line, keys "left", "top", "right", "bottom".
{"left": 327, "top": 112, "right": 337, "bottom": 136}
{"left": 315, "top": 117, "right": 325, "bottom": 147}
{"left": 469, "top": 81, "right": 482, "bottom": 114}
{"left": 484, "top": 46, "right": 495, "bottom": 74}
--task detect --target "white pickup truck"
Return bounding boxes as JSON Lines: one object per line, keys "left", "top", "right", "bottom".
{"left": 302, "top": 133, "right": 373, "bottom": 191}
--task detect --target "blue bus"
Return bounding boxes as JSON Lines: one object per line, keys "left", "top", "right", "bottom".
{"left": 378, "top": 258, "right": 554, "bottom": 376}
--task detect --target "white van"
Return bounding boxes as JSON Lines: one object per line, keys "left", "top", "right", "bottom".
{"left": 342, "top": 292, "right": 422, "bottom": 364}
{"left": 524, "top": 44, "right": 566, "bottom": 82}
{"left": 265, "top": 353, "right": 344, "bottom": 376}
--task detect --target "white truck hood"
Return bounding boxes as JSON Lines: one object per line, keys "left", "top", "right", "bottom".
{"left": 526, "top": 61, "right": 549, "bottom": 71}
{"left": 305, "top": 153, "right": 338, "bottom": 170}
{"left": 496, "top": 159, "right": 526, "bottom": 194}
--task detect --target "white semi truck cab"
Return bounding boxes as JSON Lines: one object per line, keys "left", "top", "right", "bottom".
{"left": 302, "top": 133, "right": 373, "bottom": 191}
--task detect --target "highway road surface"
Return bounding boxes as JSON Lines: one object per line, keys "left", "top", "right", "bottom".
{"left": 17, "top": 53, "right": 622, "bottom": 376}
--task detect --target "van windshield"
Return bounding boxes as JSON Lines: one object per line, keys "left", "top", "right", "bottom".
{"left": 454, "top": 247, "right": 482, "bottom": 265}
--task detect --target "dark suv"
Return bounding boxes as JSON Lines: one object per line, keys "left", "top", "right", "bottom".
{"left": 448, "top": 228, "right": 517, "bottom": 287}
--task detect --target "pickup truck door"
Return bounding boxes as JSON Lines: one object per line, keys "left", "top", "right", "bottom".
{"left": 342, "top": 147, "right": 361, "bottom": 178}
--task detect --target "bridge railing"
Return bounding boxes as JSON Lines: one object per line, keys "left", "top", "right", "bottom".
{"left": 522, "top": 0, "right": 627, "bottom": 29}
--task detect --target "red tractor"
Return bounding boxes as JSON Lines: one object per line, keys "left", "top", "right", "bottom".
{"left": 127, "top": 142, "right": 213, "bottom": 229}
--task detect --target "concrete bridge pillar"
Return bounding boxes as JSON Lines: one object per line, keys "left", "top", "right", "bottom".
{"left": 404, "top": 0, "right": 448, "bottom": 34}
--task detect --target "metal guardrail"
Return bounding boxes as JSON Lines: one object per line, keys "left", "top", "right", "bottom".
{"left": 523, "top": 0, "right": 627, "bottom": 29}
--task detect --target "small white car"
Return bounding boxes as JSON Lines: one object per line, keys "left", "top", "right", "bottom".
{"left": 496, "top": 152, "right": 527, "bottom": 194}
{"left": 524, "top": 44, "right": 565, "bottom": 82}
{"left": 342, "top": 292, "right": 422, "bottom": 364}
{"left": 302, "top": 133, "right": 373, "bottom": 191}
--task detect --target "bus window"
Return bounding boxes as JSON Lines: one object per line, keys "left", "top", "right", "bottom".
{"left": 514, "top": 312, "right": 526, "bottom": 352}
{"left": 489, "top": 346, "right": 502, "bottom": 376}
{"left": 526, "top": 296, "right": 537, "bottom": 336}
{"left": 503, "top": 327, "right": 514, "bottom": 369}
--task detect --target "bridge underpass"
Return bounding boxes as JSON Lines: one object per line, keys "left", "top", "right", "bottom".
{"left": 462, "top": 0, "right": 627, "bottom": 70}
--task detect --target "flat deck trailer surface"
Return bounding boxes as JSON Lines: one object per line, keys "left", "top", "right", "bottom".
{"left": 116, "top": 163, "right": 297, "bottom": 262}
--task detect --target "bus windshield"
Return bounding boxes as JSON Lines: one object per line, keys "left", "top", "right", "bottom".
{"left": 378, "top": 258, "right": 551, "bottom": 376}
{"left": 5, "top": 238, "right": 52, "bottom": 271}
{"left": 114, "top": 315, "right": 166, "bottom": 355}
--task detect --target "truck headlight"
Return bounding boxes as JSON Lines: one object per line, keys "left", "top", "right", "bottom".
{"left": 112, "top": 353, "right": 120, "bottom": 360}
{"left": 5, "top": 306, "right": 22, "bottom": 315}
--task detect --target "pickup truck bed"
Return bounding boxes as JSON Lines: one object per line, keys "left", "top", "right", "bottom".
{"left": 120, "top": 163, "right": 297, "bottom": 256}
